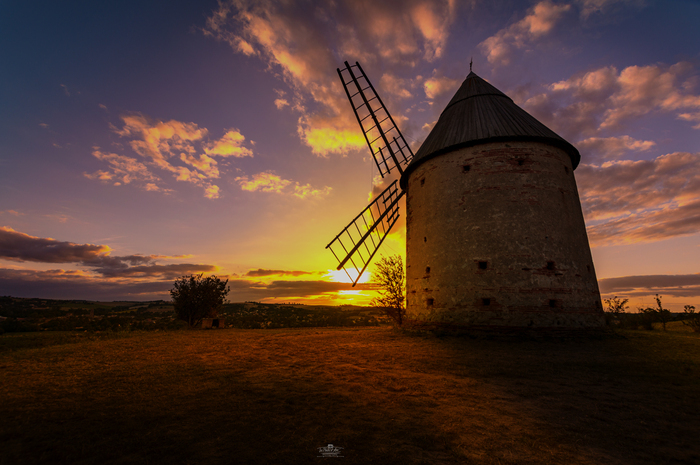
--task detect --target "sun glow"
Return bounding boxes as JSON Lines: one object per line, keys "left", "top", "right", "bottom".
{"left": 324, "top": 268, "right": 372, "bottom": 284}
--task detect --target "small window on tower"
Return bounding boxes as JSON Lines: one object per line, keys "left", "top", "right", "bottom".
{"left": 482, "top": 298, "right": 491, "bottom": 306}
{"left": 478, "top": 261, "right": 488, "bottom": 270}
{"left": 517, "top": 159, "right": 524, "bottom": 166}
{"left": 425, "top": 266, "right": 430, "bottom": 274}
{"left": 564, "top": 166, "right": 569, "bottom": 174}
{"left": 549, "top": 299, "right": 558, "bottom": 308}
{"left": 424, "top": 237, "right": 427, "bottom": 243}
{"left": 547, "top": 261, "right": 555, "bottom": 270}
{"left": 427, "top": 298, "right": 434, "bottom": 306}
{"left": 420, "top": 178, "right": 425, "bottom": 186}
{"left": 463, "top": 165, "right": 471, "bottom": 172}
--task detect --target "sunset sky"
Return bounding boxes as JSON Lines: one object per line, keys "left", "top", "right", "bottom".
{"left": 1, "top": 0, "right": 699, "bottom": 310}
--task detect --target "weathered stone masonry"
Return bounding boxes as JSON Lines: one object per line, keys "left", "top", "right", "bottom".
{"left": 399, "top": 72, "right": 604, "bottom": 331}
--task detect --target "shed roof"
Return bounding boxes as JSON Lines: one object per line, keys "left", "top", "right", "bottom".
{"left": 400, "top": 71, "right": 580, "bottom": 188}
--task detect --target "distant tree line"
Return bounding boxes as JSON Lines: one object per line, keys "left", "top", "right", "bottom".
{"left": 604, "top": 295, "right": 699, "bottom": 332}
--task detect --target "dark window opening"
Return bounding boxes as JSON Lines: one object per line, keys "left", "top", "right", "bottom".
{"left": 549, "top": 299, "right": 558, "bottom": 308}
{"left": 478, "top": 261, "right": 488, "bottom": 270}
{"left": 587, "top": 265, "right": 591, "bottom": 273}
{"left": 546, "top": 261, "right": 555, "bottom": 270}
{"left": 425, "top": 266, "right": 430, "bottom": 274}
{"left": 564, "top": 166, "right": 569, "bottom": 174}
{"left": 462, "top": 165, "right": 471, "bottom": 172}
{"left": 517, "top": 159, "right": 524, "bottom": 166}
{"left": 427, "top": 298, "right": 434, "bottom": 306}
{"left": 482, "top": 298, "right": 491, "bottom": 306}
{"left": 423, "top": 236, "right": 427, "bottom": 243}
{"left": 420, "top": 178, "right": 425, "bottom": 186}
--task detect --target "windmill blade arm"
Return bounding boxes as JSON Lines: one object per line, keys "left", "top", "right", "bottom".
{"left": 337, "top": 61, "right": 414, "bottom": 178}
{"left": 326, "top": 180, "right": 403, "bottom": 286}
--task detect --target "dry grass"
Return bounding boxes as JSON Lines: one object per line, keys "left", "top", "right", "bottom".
{"left": 1, "top": 326, "right": 698, "bottom": 464}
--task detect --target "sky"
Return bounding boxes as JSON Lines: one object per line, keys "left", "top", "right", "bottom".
{"left": 1, "top": 0, "right": 699, "bottom": 310}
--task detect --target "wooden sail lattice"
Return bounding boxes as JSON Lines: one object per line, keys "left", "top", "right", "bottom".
{"left": 326, "top": 181, "right": 403, "bottom": 286}
{"left": 338, "top": 61, "right": 414, "bottom": 177}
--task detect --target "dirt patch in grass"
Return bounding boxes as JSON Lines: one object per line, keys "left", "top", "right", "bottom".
{"left": 1, "top": 327, "right": 698, "bottom": 464}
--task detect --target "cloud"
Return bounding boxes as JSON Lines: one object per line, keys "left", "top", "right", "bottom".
{"left": 274, "top": 98, "right": 289, "bottom": 109}
{"left": 89, "top": 114, "right": 255, "bottom": 198}
{"left": 521, "top": 62, "right": 700, "bottom": 141}
{"left": 293, "top": 183, "right": 332, "bottom": 199}
{"left": 204, "top": 184, "right": 220, "bottom": 199}
{"left": 0, "top": 210, "right": 23, "bottom": 217}
{"left": 244, "top": 269, "right": 318, "bottom": 277}
{"left": 599, "top": 273, "right": 700, "bottom": 299}
{"left": 95, "top": 263, "right": 217, "bottom": 279}
{"left": 203, "top": 0, "right": 457, "bottom": 156}
{"left": 423, "top": 75, "right": 460, "bottom": 100}
{"left": 380, "top": 73, "right": 413, "bottom": 99}
{"left": 0, "top": 227, "right": 110, "bottom": 264}
{"left": 236, "top": 171, "right": 331, "bottom": 199}
{"left": 60, "top": 84, "right": 70, "bottom": 96}
{"left": 577, "top": 135, "right": 655, "bottom": 163}
{"left": 115, "top": 114, "right": 207, "bottom": 169}
{"left": 227, "top": 278, "right": 374, "bottom": 300}
{"left": 0, "top": 227, "right": 218, "bottom": 280}
{"left": 479, "top": 1, "right": 571, "bottom": 66}
{"left": 85, "top": 149, "right": 168, "bottom": 192}
{"left": 0, "top": 268, "right": 373, "bottom": 303}
{"left": 0, "top": 228, "right": 368, "bottom": 302}
{"left": 203, "top": 129, "right": 254, "bottom": 157}
{"left": 576, "top": 152, "right": 700, "bottom": 245}
{"left": 236, "top": 171, "right": 291, "bottom": 193}
{"left": 577, "top": 0, "right": 641, "bottom": 20}
{"left": 0, "top": 268, "right": 173, "bottom": 301}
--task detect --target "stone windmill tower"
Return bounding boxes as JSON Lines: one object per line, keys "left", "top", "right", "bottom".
{"left": 327, "top": 62, "right": 604, "bottom": 331}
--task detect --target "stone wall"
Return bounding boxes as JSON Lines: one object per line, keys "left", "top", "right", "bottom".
{"left": 404, "top": 141, "right": 604, "bottom": 330}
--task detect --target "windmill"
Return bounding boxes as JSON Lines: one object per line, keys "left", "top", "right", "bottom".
{"left": 327, "top": 61, "right": 605, "bottom": 330}
{"left": 325, "top": 61, "right": 413, "bottom": 286}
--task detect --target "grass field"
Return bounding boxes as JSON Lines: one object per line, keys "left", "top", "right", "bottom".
{"left": 1, "top": 325, "right": 699, "bottom": 464}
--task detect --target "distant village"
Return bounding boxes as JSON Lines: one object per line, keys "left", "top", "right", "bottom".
{"left": 0, "top": 296, "right": 390, "bottom": 333}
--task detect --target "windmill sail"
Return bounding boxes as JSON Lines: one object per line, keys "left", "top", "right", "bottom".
{"left": 326, "top": 180, "right": 404, "bottom": 286}
{"left": 338, "top": 61, "right": 414, "bottom": 177}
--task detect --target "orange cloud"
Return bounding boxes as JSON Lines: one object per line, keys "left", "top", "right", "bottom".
{"left": 235, "top": 171, "right": 331, "bottom": 199}
{"left": 577, "top": 136, "right": 655, "bottom": 163}
{"left": 423, "top": 74, "right": 460, "bottom": 100}
{"left": 204, "top": 184, "right": 220, "bottom": 199}
{"left": 236, "top": 172, "right": 292, "bottom": 193}
{"left": 274, "top": 98, "right": 289, "bottom": 109}
{"left": 85, "top": 149, "right": 167, "bottom": 192}
{"left": 203, "top": 129, "right": 254, "bottom": 158}
{"left": 89, "top": 114, "right": 254, "bottom": 198}
{"left": 577, "top": 152, "right": 700, "bottom": 245}
{"left": 203, "top": 0, "right": 457, "bottom": 156}
{"left": 293, "top": 183, "right": 332, "bottom": 199}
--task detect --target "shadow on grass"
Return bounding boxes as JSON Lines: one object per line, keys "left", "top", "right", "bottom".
{"left": 1, "top": 327, "right": 699, "bottom": 464}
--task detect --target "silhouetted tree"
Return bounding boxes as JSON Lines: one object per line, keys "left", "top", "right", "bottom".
{"left": 653, "top": 294, "right": 672, "bottom": 331}
{"left": 371, "top": 255, "right": 405, "bottom": 325}
{"left": 170, "top": 274, "right": 230, "bottom": 328}
{"left": 604, "top": 296, "right": 629, "bottom": 326}
{"left": 682, "top": 305, "right": 700, "bottom": 332}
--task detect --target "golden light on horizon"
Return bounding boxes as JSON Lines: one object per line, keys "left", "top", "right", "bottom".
{"left": 324, "top": 269, "right": 372, "bottom": 284}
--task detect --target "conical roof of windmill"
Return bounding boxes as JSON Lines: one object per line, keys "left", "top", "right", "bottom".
{"left": 401, "top": 71, "right": 580, "bottom": 187}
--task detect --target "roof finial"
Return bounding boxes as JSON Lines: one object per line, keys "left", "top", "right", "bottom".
{"left": 470, "top": 57, "right": 473, "bottom": 72}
